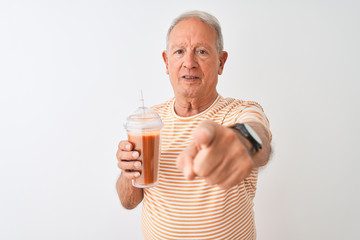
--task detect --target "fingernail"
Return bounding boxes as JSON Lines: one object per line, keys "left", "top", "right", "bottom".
{"left": 126, "top": 144, "right": 131, "bottom": 150}
{"left": 134, "top": 172, "right": 140, "bottom": 178}
{"left": 132, "top": 152, "right": 139, "bottom": 158}
{"left": 134, "top": 161, "right": 141, "bottom": 169}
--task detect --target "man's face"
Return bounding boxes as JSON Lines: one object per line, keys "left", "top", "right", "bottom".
{"left": 163, "top": 18, "right": 228, "bottom": 100}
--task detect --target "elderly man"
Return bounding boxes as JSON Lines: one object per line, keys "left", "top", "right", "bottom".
{"left": 116, "top": 10, "right": 272, "bottom": 240}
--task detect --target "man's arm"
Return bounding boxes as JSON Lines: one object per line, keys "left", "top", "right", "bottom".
{"left": 116, "top": 141, "right": 144, "bottom": 209}
{"left": 116, "top": 173, "right": 143, "bottom": 209}
{"left": 176, "top": 120, "right": 272, "bottom": 189}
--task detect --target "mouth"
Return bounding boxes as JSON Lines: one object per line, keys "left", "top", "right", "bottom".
{"left": 182, "top": 75, "right": 200, "bottom": 81}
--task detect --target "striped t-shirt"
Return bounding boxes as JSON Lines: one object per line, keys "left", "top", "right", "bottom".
{"left": 142, "top": 95, "right": 271, "bottom": 240}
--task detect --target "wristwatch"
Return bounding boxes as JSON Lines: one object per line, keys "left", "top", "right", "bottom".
{"left": 230, "top": 123, "right": 262, "bottom": 153}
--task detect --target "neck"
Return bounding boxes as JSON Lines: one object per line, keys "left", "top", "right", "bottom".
{"left": 174, "top": 92, "right": 218, "bottom": 117}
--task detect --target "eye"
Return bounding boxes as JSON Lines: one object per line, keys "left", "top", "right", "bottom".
{"left": 198, "top": 49, "right": 206, "bottom": 54}
{"left": 174, "top": 49, "right": 184, "bottom": 54}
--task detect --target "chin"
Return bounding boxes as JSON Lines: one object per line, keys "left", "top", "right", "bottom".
{"left": 178, "top": 88, "right": 200, "bottom": 98}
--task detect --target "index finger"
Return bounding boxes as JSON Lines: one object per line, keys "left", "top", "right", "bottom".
{"left": 177, "top": 142, "right": 198, "bottom": 180}
{"left": 118, "top": 140, "right": 133, "bottom": 151}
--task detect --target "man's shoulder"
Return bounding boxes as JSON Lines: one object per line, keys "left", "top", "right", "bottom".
{"left": 151, "top": 98, "right": 174, "bottom": 114}
{"left": 220, "top": 96, "right": 264, "bottom": 112}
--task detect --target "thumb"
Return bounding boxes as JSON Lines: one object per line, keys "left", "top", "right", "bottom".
{"left": 193, "top": 120, "right": 217, "bottom": 148}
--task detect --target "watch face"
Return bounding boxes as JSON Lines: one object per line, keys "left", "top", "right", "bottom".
{"left": 244, "top": 123, "right": 263, "bottom": 145}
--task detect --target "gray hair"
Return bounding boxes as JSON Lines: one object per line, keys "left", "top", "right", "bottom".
{"left": 166, "top": 10, "right": 224, "bottom": 53}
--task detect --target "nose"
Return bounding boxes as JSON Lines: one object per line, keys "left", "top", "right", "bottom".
{"left": 183, "top": 52, "right": 198, "bottom": 69}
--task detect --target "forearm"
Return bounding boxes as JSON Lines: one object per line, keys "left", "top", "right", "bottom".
{"left": 116, "top": 172, "right": 144, "bottom": 209}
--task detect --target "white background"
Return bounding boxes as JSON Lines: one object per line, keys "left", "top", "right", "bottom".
{"left": 1, "top": 0, "right": 359, "bottom": 239}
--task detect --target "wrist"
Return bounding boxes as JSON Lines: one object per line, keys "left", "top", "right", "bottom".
{"left": 229, "top": 123, "right": 263, "bottom": 156}
{"left": 230, "top": 127, "right": 254, "bottom": 156}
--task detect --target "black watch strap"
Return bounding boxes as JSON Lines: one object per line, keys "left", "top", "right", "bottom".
{"left": 230, "top": 123, "right": 262, "bottom": 153}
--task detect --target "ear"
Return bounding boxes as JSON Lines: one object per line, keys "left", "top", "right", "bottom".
{"left": 218, "top": 51, "right": 228, "bottom": 75}
{"left": 162, "top": 51, "right": 169, "bottom": 75}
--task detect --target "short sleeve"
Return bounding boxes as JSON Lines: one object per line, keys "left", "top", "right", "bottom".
{"left": 235, "top": 101, "right": 272, "bottom": 141}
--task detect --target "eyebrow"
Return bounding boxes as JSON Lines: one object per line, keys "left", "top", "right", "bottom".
{"left": 169, "top": 43, "right": 213, "bottom": 50}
